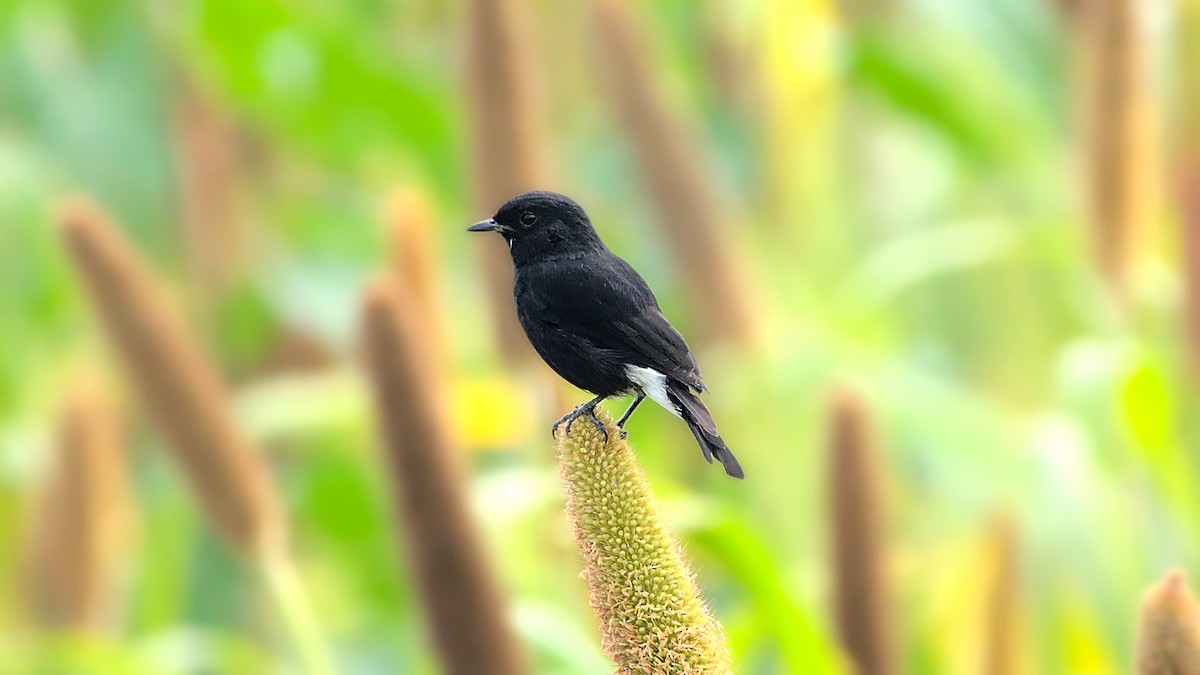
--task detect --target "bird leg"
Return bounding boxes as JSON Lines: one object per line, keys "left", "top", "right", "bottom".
{"left": 552, "top": 394, "right": 609, "bottom": 442}
{"left": 615, "top": 393, "right": 646, "bottom": 439}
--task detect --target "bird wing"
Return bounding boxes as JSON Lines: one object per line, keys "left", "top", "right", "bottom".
{"left": 521, "top": 254, "right": 706, "bottom": 392}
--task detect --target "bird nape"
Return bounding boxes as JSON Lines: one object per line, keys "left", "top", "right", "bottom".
{"left": 468, "top": 190, "right": 744, "bottom": 479}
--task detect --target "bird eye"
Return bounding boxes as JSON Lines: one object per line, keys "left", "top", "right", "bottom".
{"left": 519, "top": 212, "right": 537, "bottom": 227}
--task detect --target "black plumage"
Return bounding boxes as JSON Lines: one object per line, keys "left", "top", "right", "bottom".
{"left": 469, "top": 191, "right": 743, "bottom": 479}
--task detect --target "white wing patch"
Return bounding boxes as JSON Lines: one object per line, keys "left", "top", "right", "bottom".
{"left": 625, "top": 365, "right": 680, "bottom": 418}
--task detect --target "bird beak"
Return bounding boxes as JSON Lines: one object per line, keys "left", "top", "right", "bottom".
{"left": 467, "top": 218, "right": 500, "bottom": 233}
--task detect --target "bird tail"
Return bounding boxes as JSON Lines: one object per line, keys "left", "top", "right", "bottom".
{"left": 666, "top": 381, "right": 744, "bottom": 479}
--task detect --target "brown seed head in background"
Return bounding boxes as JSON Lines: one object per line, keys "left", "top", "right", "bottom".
{"left": 827, "top": 387, "right": 895, "bottom": 675}
{"left": 1172, "top": 1, "right": 1200, "bottom": 381}
{"left": 27, "top": 375, "right": 131, "bottom": 631}
{"left": 1136, "top": 569, "right": 1200, "bottom": 674}
{"left": 361, "top": 277, "right": 525, "bottom": 675}
{"left": 982, "top": 513, "right": 1021, "bottom": 675}
{"left": 386, "top": 187, "right": 446, "bottom": 368}
{"left": 1079, "top": 0, "right": 1154, "bottom": 296}
{"left": 465, "top": 0, "right": 548, "bottom": 367}
{"left": 591, "top": 0, "right": 756, "bottom": 347}
{"left": 57, "top": 198, "right": 285, "bottom": 560}
{"left": 170, "top": 75, "right": 248, "bottom": 296}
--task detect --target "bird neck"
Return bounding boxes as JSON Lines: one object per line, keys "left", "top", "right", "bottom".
{"left": 510, "top": 224, "right": 605, "bottom": 267}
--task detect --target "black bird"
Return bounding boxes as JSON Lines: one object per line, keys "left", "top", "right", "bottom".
{"left": 468, "top": 191, "right": 744, "bottom": 479}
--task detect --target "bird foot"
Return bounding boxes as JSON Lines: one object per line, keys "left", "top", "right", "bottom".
{"left": 552, "top": 400, "right": 608, "bottom": 443}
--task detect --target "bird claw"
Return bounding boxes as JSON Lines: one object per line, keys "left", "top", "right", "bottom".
{"left": 586, "top": 407, "right": 608, "bottom": 443}
{"left": 551, "top": 400, "right": 609, "bottom": 443}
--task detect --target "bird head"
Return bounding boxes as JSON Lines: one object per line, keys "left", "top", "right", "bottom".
{"left": 468, "top": 191, "right": 603, "bottom": 265}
